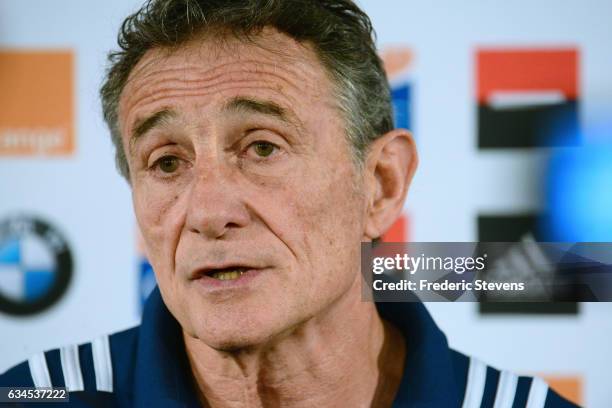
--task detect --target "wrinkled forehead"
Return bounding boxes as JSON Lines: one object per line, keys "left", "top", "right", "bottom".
{"left": 117, "top": 28, "right": 338, "bottom": 132}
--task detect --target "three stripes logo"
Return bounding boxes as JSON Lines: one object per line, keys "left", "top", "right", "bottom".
{"left": 477, "top": 48, "right": 579, "bottom": 148}
{"left": 0, "top": 215, "right": 73, "bottom": 315}
{"left": 477, "top": 233, "right": 554, "bottom": 301}
{"left": 477, "top": 214, "right": 577, "bottom": 315}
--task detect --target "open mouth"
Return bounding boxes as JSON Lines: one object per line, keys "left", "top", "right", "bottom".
{"left": 203, "top": 267, "right": 251, "bottom": 281}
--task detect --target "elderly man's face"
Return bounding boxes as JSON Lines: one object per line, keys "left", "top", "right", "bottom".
{"left": 119, "top": 29, "right": 369, "bottom": 348}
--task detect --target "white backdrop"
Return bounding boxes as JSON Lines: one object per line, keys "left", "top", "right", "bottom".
{"left": 1, "top": 1, "right": 611, "bottom": 406}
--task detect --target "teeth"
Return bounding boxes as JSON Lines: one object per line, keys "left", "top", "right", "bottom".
{"left": 210, "top": 270, "right": 247, "bottom": 280}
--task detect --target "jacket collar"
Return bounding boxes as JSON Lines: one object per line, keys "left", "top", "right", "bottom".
{"left": 134, "top": 284, "right": 461, "bottom": 407}
{"left": 378, "top": 300, "right": 461, "bottom": 407}
{"left": 134, "top": 287, "right": 200, "bottom": 407}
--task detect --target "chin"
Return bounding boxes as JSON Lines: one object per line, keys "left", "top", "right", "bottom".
{"left": 189, "top": 307, "right": 295, "bottom": 351}
{"left": 203, "top": 335, "right": 264, "bottom": 353}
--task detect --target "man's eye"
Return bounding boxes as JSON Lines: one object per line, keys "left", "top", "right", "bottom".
{"left": 156, "top": 155, "right": 180, "bottom": 173}
{"left": 251, "top": 141, "right": 277, "bottom": 158}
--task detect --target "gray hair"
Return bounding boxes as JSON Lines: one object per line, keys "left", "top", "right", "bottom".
{"left": 100, "top": 0, "right": 394, "bottom": 180}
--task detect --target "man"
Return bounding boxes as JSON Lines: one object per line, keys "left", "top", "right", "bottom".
{"left": 0, "top": 0, "right": 579, "bottom": 407}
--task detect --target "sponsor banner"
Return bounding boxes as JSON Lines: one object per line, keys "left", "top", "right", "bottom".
{"left": 0, "top": 215, "right": 73, "bottom": 315}
{"left": 478, "top": 214, "right": 578, "bottom": 314}
{"left": 361, "top": 242, "right": 612, "bottom": 302}
{"left": 0, "top": 50, "right": 74, "bottom": 156}
{"left": 476, "top": 48, "right": 579, "bottom": 148}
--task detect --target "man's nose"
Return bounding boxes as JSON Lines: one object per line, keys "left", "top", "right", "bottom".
{"left": 185, "top": 162, "right": 250, "bottom": 240}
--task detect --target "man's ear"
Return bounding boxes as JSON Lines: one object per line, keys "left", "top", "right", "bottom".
{"left": 363, "top": 129, "right": 417, "bottom": 241}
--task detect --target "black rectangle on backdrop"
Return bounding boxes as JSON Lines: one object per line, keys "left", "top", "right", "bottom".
{"left": 478, "top": 101, "right": 579, "bottom": 148}
{"left": 477, "top": 214, "right": 578, "bottom": 314}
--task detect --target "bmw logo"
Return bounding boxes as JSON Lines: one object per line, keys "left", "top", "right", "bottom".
{"left": 0, "top": 215, "right": 73, "bottom": 316}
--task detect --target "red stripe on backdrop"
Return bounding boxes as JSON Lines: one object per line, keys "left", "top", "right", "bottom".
{"left": 476, "top": 49, "right": 578, "bottom": 103}
{"left": 381, "top": 214, "right": 409, "bottom": 243}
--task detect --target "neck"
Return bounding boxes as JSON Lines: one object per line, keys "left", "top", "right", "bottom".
{"left": 183, "top": 276, "right": 406, "bottom": 408}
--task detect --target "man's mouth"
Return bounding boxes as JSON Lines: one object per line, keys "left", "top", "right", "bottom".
{"left": 190, "top": 263, "right": 265, "bottom": 288}
{"left": 206, "top": 267, "right": 250, "bottom": 281}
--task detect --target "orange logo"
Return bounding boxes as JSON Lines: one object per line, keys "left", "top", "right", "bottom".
{"left": 0, "top": 50, "right": 74, "bottom": 156}
{"left": 543, "top": 375, "right": 582, "bottom": 406}
{"left": 380, "top": 47, "right": 413, "bottom": 80}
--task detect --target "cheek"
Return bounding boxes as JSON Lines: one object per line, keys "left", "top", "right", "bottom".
{"left": 297, "top": 120, "right": 365, "bottom": 249}
{"left": 133, "top": 182, "right": 184, "bottom": 272}
{"left": 290, "top": 160, "right": 365, "bottom": 273}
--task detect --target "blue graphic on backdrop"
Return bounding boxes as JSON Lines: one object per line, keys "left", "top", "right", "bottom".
{"left": 139, "top": 257, "right": 156, "bottom": 311}
{"left": 544, "top": 142, "right": 612, "bottom": 242}
{"left": 391, "top": 83, "right": 412, "bottom": 130}
{"left": 0, "top": 216, "right": 73, "bottom": 315}
{"left": 381, "top": 47, "right": 413, "bottom": 132}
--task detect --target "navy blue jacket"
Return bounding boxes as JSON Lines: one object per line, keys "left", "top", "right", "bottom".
{"left": 1, "top": 286, "right": 580, "bottom": 407}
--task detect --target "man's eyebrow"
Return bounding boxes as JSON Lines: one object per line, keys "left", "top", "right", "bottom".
{"left": 130, "top": 109, "right": 177, "bottom": 150}
{"left": 222, "top": 97, "right": 303, "bottom": 130}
